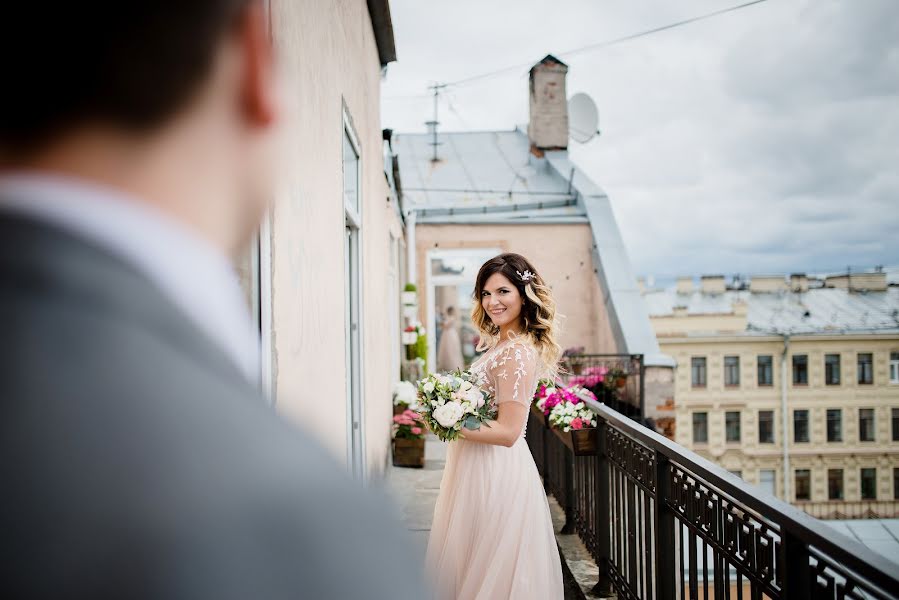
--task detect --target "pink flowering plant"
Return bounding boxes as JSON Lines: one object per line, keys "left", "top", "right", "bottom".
{"left": 568, "top": 365, "right": 628, "bottom": 403}
{"left": 546, "top": 385, "right": 598, "bottom": 432}
{"left": 393, "top": 408, "right": 426, "bottom": 440}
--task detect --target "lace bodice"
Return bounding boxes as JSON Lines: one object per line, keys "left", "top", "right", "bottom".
{"left": 469, "top": 339, "right": 544, "bottom": 438}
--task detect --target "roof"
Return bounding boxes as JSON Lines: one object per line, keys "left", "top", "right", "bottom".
{"left": 366, "top": 0, "right": 397, "bottom": 66}
{"left": 393, "top": 129, "right": 584, "bottom": 222}
{"left": 643, "top": 286, "right": 899, "bottom": 335}
{"left": 392, "top": 127, "right": 674, "bottom": 367}
{"left": 827, "top": 520, "right": 899, "bottom": 567}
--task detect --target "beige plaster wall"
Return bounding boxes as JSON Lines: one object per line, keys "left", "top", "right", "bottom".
{"left": 267, "top": 0, "right": 400, "bottom": 478}
{"left": 415, "top": 223, "right": 621, "bottom": 354}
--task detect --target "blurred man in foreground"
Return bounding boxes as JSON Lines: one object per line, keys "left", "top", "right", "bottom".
{"left": 0, "top": 1, "right": 421, "bottom": 598}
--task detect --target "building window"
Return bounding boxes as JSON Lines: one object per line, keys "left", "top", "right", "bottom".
{"left": 792, "top": 354, "right": 808, "bottom": 385}
{"left": 860, "top": 468, "right": 877, "bottom": 500}
{"left": 725, "top": 411, "right": 741, "bottom": 443}
{"left": 757, "top": 355, "right": 773, "bottom": 386}
{"left": 826, "top": 409, "right": 842, "bottom": 442}
{"left": 857, "top": 353, "right": 873, "bottom": 385}
{"left": 342, "top": 119, "right": 364, "bottom": 478}
{"left": 895, "top": 468, "right": 899, "bottom": 500}
{"left": 824, "top": 354, "right": 841, "bottom": 385}
{"left": 828, "top": 469, "right": 844, "bottom": 500}
{"left": 759, "top": 469, "right": 776, "bottom": 496}
{"left": 859, "top": 408, "right": 875, "bottom": 442}
{"left": 692, "top": 412, "right": 708, "bottom": 444}
{"left": 893, "top": 408, "right": 899, "bottom": 442}
{"left": 691, "top": 357, "right": 707, "bottom": 388}
{"left": 793, "top": 409, "right": 809, "bottom": 443}
{"left": 795, "top": 469, "right": 811, "bottom": 501}
{"left": 758, "top": 410, "right": 774, "bottom": 444}
{"left": 724, "top": 356, "right": 740, "bottom": 387}
{"left": 890, "top": 352, "right": 899, "bottom": 384}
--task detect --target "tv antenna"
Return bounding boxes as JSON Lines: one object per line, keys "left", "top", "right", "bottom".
{"left": 425, "top": 82, "right": 447, "bottom": 162}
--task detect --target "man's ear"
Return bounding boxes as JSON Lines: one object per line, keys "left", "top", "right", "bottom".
{"left": 239, "top": 1, "right": 276, "bottom": 127}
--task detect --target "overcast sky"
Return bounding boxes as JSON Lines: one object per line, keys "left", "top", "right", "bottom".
{"left": 380, "top": 0, "right": 899, "bottom": 283}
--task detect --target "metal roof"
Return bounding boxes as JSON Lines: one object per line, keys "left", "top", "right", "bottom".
{"left": 393, "top": 129, "right": 584, "bottom": 222}
{"left": 643, "top": 286, "right": 899, "bottom": 335}
{"left": 827, "top": 520, "right": 899, "bottom": 567}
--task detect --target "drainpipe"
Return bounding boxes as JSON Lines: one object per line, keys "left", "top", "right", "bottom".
{"left": 405, "top": 209, "right": 417, "bottom": 288}
{"left": 780, "top": 334, "right": 791, "bottom": 501}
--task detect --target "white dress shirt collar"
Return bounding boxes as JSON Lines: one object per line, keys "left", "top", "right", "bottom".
{"left": 0, "top": 173, "right": 260, "bottom": 384}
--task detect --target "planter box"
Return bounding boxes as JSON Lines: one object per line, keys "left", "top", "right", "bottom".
{"left": 392, "top": 437, "right": 425, "bottom": 468}
{"left": 401, "top": 331, "right": 418, "bottom": 345}
{"left": 530, "top": 404, "right": 549, "bottom": 428}
{"left": 402, "top": 305, "right": 418, "bottom": 319}
{"left": 393, "top": 403, "right": 410, "bottom": 416}
{"left": 551, "top": 424, "right": 598, "bottom": 457}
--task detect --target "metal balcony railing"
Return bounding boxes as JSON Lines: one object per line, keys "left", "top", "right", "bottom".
{"left": 526, "top": 401, "right": 899, "bottom": 600}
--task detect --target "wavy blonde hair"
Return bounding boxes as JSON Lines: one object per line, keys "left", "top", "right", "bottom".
{"left": 471, "top": 253, "right": 563, "bottom": 377}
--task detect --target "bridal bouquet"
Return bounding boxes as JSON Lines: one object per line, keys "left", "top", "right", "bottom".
{"left": 413, "top": 370, "right": 496, "bottom": 442}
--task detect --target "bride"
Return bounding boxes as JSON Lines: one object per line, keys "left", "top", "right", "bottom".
{"left": 426, "top": 252, "right": 564, "bottom": 599}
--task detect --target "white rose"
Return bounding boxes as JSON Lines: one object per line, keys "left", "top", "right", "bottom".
{"left": 460, "top": 380, "right": 473, "bottom": 392}
{"left": 423, "top": 381, "right": 435, "bottom": 394}
{"left": 433, "top": 401, "right": 464, "bottom": 428}
{"left": 465, "top": 389, "right": 485, "bottom": 408}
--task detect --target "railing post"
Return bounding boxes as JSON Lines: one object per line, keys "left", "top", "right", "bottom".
{"left": 782, "top": 530, "right": 811, "bottom": 600}
{"left": 592, "top": 417, "right": 613, "bottom": 597}
{"left": 654, "top": 452, "right": 676, "bottom": 600}
{"left": 561, "top": 447, "right": 576, "bottom": 534}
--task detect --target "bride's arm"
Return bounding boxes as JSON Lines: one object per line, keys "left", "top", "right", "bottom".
{"left": 460, "top": 402, "right": 528, "bottom": 447}
{"left": 461, "top": 341, "right": 536, "bottom": 447}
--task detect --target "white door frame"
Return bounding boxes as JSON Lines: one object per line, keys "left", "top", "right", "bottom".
{"left": 425, "top": 248, "right": 501, "bottom": 371}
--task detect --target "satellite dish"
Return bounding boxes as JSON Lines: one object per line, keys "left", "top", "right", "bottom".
{"left": 568, "top": 93, "right": 599, "bottom": 144}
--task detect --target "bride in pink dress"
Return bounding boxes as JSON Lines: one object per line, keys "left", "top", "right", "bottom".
{"left": 426, "top": 252, "right": 564, "bottom": 599}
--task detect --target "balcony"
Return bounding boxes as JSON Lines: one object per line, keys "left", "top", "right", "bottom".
{"left": 527, "top": 402, "right": 899, "bottom": 599}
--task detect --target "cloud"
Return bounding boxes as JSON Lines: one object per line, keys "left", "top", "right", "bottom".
{"left": 382, "top": 0, "right": 899, "bottom": 279}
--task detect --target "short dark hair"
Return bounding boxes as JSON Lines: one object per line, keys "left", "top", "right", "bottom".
{"left": 0, "top": 1, "right": 251, "bottom": 152}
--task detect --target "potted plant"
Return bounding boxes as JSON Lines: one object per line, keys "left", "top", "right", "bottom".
{"left": 401, "top": 283, "right": 418, "bottom": 307}
{"left": 546, "top": 386, "right": 599, "bottom": 456}
{"left": 393, "top": 380, "right": 417, "bottom": 415}
{"left": 392, "top": 409, "right": 426, "bottom": 468}
{"left": 562, "top": 346, "right": 586, "bottom": 375}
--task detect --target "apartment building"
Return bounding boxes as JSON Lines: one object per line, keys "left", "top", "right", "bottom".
{"left": 643, "top": 270, "right": 899, "bottom": 518}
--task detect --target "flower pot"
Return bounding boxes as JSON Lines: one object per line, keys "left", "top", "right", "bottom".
{"left": 392, "top": 437, "right": 425, "bottom": 468}
{"left": 393, "top": 403, "right": 409, "bottom": 416}
{"left": 615, "top": 376, "right": 627, "bottom": 388}
{"left": 552, "top": 426, "right": 574, "bottom": 452}
{"left": 402, "top": 305, "right": 418, "bottom": 319}
{"left": 571, "top": 362, "right": 584, "bottom": 375}
{"left": 570, "top": 427, "right": 599, "bottom": 456}
{"left": 401, "top": 291, "right": 417, "bottom": 306}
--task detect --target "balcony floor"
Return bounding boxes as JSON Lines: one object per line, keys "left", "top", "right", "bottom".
{"left": 385, "top": 435, "right": 607, "bottom": 599}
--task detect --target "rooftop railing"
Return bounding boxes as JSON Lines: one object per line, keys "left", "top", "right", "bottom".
{"left": 526, "top": 401, "right": 899, "bottom": 600}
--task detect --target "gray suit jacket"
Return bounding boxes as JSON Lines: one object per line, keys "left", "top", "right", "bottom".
{"left": 0, "top": 213, "right": 423, "bottom": 599}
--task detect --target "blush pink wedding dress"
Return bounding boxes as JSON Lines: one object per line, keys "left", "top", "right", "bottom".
{"left": 425, "top": 338, "right": 564, "bottom": 599}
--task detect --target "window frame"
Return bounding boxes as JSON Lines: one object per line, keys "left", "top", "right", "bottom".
{"left": 692, "top": 411, "right": 709, "bottom": 444}
{"left": 890, "top": 351, "right": 899, "bottom": 384}
{"left": 724, "top": 355, "right": 740, "bottom": 387}
{"left": 857, "top": 352, "right": 873, "bottom": 385}
{"left": 725, "top": 410, "right": 741, "bottom": 443}
{"left": 794, "top": 469, "right": 811, "bottom": 501}
{"left": 858, "top": 408, "right": 875, "bottom": 442}
{"left": 757, "top": 354, "right": 773, "bottom": 386}
{"left": 828, "top": 468, "right": 844, "bottom": 500}
{"left": 792, "top": 354, "right": 808, "bottom": 386}
{"left": 691, "top": 356, "right": 707, "bottom": 388}
{"left": 826, "top": 408, "right": 843, "bottom": 443}
{"left": 758, "top": 410, "right": 775, "bottom": 444}
{"left": 860, "top": 467, "right": 877, "bottom": 500}
{"left": 824, "top": 353, "right": 841, "bottom": 386}
{"left": 793, "top": 409, "right": 810, "bottom": 443}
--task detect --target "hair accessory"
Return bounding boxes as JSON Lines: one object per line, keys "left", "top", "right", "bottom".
{"left": 516, "top": 269, "right": 536, "bottom": 283}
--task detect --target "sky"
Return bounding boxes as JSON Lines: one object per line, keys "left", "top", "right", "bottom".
{"left": 380, "top": 0, "right": 899, "bottom": 284}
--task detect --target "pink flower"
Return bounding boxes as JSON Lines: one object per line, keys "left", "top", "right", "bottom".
{"left": 570, "top": 417, "right": 583, "bottom": 430}
{"left": 411, "top": 427, "right": 422, "bottom": 435}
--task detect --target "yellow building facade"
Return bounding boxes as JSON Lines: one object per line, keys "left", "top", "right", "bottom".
{"left": 645, "top": 272, "right": 899, "bottom": 519}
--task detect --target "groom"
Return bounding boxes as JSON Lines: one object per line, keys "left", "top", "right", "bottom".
{"left": 0, "top": 1, "right": 422, "bottom": 598}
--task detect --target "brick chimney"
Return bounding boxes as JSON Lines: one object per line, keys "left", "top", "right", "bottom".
{"left": 527, "top": 55, "right": 569, "bottom": 154}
